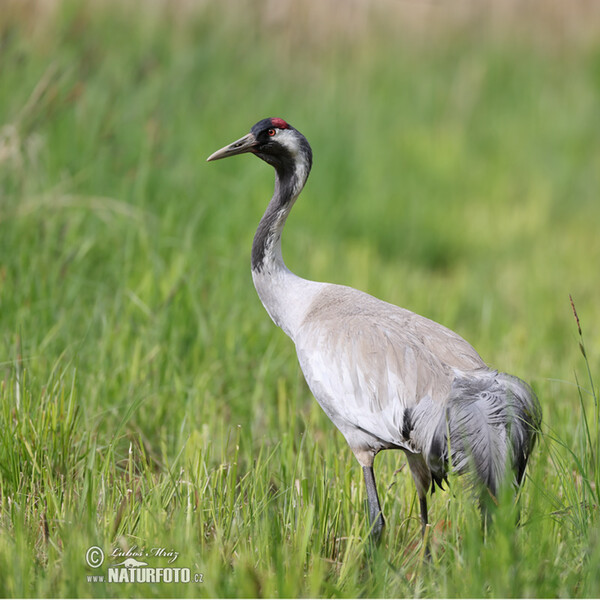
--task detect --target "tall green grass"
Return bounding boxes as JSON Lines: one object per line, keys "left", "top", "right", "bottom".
{"left": 0, "top": 1, "right": 599, "bottom": 596}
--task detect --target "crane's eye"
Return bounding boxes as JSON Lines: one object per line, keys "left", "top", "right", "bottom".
{"left": 267, "top": 128, "right": 276, "bottom": 137}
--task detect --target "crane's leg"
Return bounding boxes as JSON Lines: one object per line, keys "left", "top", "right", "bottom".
{"left": 362, "top": 465, "right": 385, "bottom": 540}
{"left": 479, "top": 484, "right": 498, "bottom": 534}
{"left": 418, "top": 495, "right": 429, "bottom": 538}
{"left": 406, "top": 452, "right": 432, "bottom": 556}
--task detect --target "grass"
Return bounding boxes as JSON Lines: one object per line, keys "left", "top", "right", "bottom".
{"left": 0, "top": 0, "right": 599, "bottom": 596}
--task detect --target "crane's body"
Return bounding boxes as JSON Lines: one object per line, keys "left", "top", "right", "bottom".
{"left": 208, "top": 118, "right": 541, "bottom": 541}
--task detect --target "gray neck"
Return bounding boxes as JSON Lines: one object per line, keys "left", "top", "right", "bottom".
{"left": 250, "top": 157, "right": 320, "bottom": 338}
{"left": 251, "top": 167, "right": 306, "bottom": 274}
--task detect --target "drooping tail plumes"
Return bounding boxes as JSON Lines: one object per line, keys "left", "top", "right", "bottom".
{"left": 497, "top": 372, "right": 542, "bottom": 486}
{"left": 428, "top": 370, "right": 541, "bottom": 496}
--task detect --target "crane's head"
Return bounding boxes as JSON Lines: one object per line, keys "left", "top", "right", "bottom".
{"left": 206, "top": 118, "right": 312, "bottom": 176}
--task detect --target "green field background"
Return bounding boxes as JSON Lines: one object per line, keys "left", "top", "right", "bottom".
{"left": 1, "top": 1, "right": 599, "bottom": 597}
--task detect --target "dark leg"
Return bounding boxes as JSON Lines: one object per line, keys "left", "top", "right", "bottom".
{"left": 419, "top": 495, "right": 428, "bottom": 538}
{"left": 419, "top": 494, "right": 432, "bottom": 560}
{"left": 405, "top": 452, "right": 432, "bottom": 557}
{"left": 362, "top": 465, "right": 385, "bottom": 541}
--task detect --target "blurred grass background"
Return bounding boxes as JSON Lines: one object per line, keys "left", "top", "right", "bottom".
{"left": 0, "top": 0, "right": 599, "bottom": 597}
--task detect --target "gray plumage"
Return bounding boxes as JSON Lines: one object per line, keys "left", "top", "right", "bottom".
{"left": 295, "top": 285, "right": 540, "bottom": 498}
{"left": 428, "top": 371, "right": 539, "bottom": 494}
{"left": 207, "top": 118, "right": 542, "bottom": 543}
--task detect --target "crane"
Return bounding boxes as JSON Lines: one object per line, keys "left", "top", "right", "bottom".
{"left": 207, "top": 117, "right": 542, "bottom": 544}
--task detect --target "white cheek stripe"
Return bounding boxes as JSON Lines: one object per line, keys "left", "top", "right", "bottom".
{"left": 276, "top": 129, "right": 309, "bottom": 197}
{"left": 275, "top": 128, "right": 300, "bottom": 154}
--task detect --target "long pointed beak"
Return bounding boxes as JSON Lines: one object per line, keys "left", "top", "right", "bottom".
{"left": 206, "top": 132, "right": 257, "bottom": 162}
